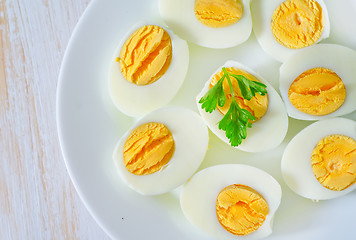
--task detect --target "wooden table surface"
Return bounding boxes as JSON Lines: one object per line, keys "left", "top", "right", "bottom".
{"left": 0, "top": 0, "right": 110, "bottom": 239}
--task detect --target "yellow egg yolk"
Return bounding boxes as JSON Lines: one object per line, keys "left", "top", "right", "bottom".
{"left": 288, "top": 68, "right": 346, "bottom": 116}
{"left": 118, "top": 25, "right": 172, "bottom": 85}
{"left": 209, "top": 67, "right": 268, "bottom": 122}
{"left": 311, "top": 135, "right": 356, "bottom": 191}
{"left": 271, "top": 0, "right": 324, "bottom": 49}
{"left": 216, "top": 184, "right": 269, "bottom": 235}
{"left": 123, "top": 122, "right": 175, "bottom": 175}
{"left": 194, "top": 0, "right": 243, "bottom": 28}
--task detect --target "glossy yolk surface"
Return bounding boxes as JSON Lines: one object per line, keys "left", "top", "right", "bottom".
{"left": 119, "top": 25, "right": 172, "bottom": 85}
{"left": 271, "top": 0, "right": 324, "bottom": 49}
{"left": 216, "top": 184, "right": 269, "bottom": 235}
{"left": 194, "top": 0, "right": 243, "bottom": 28}
{"left": 209, "top": 67, "right": 268, "bottom": 122}
{"left": 123, "top": 122, "right": 175, "bottom": 175}
{"left": 288, "top": 68, "right": 346, "bottom": 116}
{"left": 311, "top": 134, "right": 356, "bottom": 191}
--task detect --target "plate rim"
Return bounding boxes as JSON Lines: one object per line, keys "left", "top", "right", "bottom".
{"left": 56, "top": 0, "right": 116, "bottom": 239}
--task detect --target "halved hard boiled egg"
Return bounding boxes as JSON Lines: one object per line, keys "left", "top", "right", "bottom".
{"left": 159, "top": 0, "right": 252, "bottom": 48}
{"left": 279, "top": 44, "right": 356, "bottom": 120}
{"left": 252, "top": 0, "right": 330, "bottom": 62}
{"left": 281, "top": 117, "right": 356, "bottom": 200}
{"left": 181, "top": 164, "right": 282, "bottom": 240}
{"left": 113, "top": 107, "right": 209, "bottom": 195}
{"left": 109, "top": 23, "right": 189, "bottom": 117}
{"left": 196, "top": 60, "right": 288, "bottom": 152}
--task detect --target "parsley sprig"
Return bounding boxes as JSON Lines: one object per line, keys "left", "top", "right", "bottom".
{"left": 199, "top": 67, "right": 267, "bottom": 147}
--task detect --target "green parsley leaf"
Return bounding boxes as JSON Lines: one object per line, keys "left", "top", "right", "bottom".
{"left": 199, "top": 67, "right": 267, "bottom": 147}
{"left": 229, "top": 72, "right": 267, "bottom": 100}
{"left": 218, "top": 101, "right": 255, "bottom": 146}
{"left": 199, "top": 72, "right": 226, "bottom": 113}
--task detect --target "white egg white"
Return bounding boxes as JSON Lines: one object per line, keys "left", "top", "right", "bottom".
{"left": 196, "top": 60, "right": 288, "bottom": 152}
{"left": 109, "top": 22, "right": 189, "bottom": 117}
{"left": 113, "top": 107, "right": 209, "bottom": 195}
{"left": 181, "top": 164, "right": 282, "bottom": 240}
{"left": 279, "top": 44, "right": 356, "bottom": 120}
{"left": 252, "top": 0, "right": 330, "bottom": 62}
{"left": 159, "top": 0, "right": 252, "bottom": 49}
{"left": 281, "top": 117, "right": 356, "bottom": 200}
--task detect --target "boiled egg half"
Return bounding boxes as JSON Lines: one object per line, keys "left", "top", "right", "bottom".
{"left": 109, "top": 23, "right": 189, "bottom": 117}
{"left": 196, "top": 60, "right": 288, "bottom": 152}
{"left": 181, "top": 164, "right": 282, "bottom": 240}
{"left": 252, "top": 0, "right": 330, "bottom": 62}
{"left": 282, "top": 117, "right": 356, "bottom": 200}
{"left": 279, "top": 44, "right": 356, "bottom": 120}
{"left": 113, "top": 107, "right": 209, "bottom": 195}
{"left": 159, "top": 0, "right": 252, "bottom": 48}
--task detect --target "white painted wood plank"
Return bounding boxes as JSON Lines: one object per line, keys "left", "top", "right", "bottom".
{"left": 0, "top": 0, "right": 110, "bottom": 239}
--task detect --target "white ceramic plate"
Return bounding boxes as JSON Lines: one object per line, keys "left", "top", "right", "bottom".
{"left": 57, "top": 0, "right": 356, "bottom": 239}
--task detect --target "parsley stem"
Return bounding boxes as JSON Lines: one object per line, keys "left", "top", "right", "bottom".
{"left": 222, "top": 67, "right": 237, "bottom": 106}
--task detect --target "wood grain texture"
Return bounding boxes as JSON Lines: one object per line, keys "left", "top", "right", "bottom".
{"left": 0, "top": 0, "right": 110, "bottom": 239}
